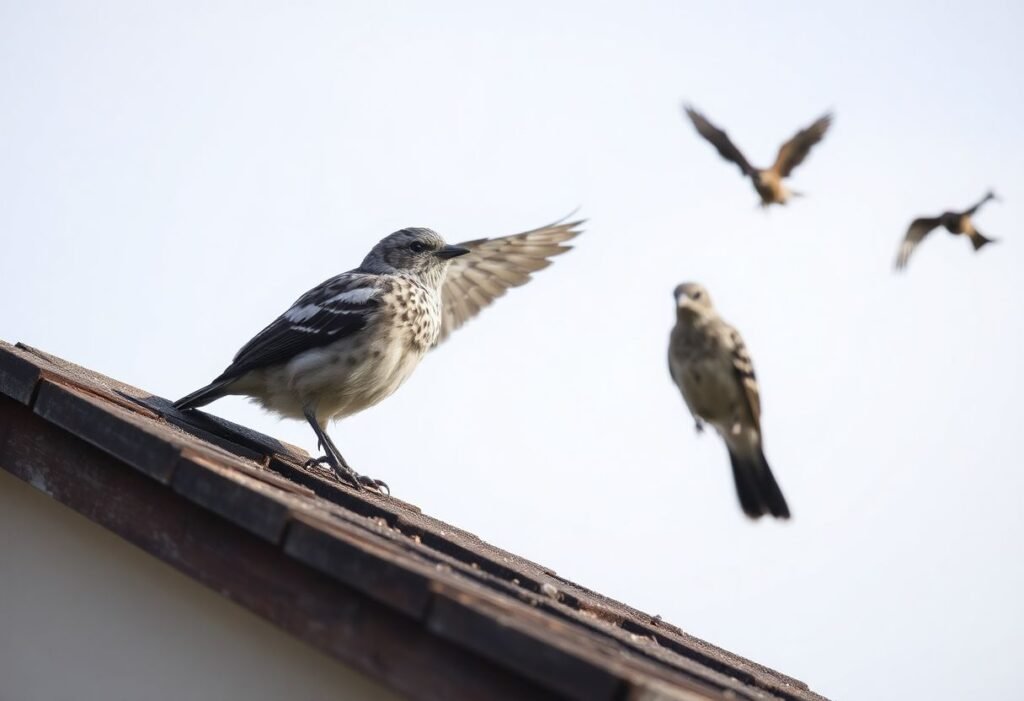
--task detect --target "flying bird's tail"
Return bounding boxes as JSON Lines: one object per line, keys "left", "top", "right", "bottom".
{"left": 174, "top": 378, "right": 233, "bottom": 411}
{"left": 728, "top": 447, "right": 790, "bottom": 520}
{"left": 969, "top": 230, "right": 997, "bottom": 251}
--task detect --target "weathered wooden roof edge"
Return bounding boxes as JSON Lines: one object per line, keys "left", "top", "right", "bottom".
{"left": 0, "top": 340, "right": 828, "bottom": 701}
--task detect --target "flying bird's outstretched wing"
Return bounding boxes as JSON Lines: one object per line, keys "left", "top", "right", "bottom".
{"left": 434, "top": 218, "right": 584, "bottom": 347}
{"left": 894, "top": 216, "right": 942, "bottom": 271}
{"left": 772, "top": 113, "right": 832, "bottom": 177}
{"left": 964, "top": 190, "right": 997, "bottom": 217}
{"left": 684, "top": 106, "right": 756, "bottom": 177}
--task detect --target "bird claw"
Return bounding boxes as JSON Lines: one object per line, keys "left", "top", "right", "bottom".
{"left": 304, "top": 455, "right": 388, "bottom": 494}
{"left": 694, "top": 421, "right": 705, "bottom": 434}
{"left": 304, "top": 455, "right": 333, "bottom": 471}
{"left": 357, "top": 475, "right": 390, "bottom": 494}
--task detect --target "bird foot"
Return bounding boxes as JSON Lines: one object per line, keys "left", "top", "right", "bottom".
{"left": 358, "top": 475, "right": 390, "bottom": 494}
{"left": 694, "top": 421, "right": 705, "bottom": 435}
{"left": 304, "top": 455, "right": 389, "bottom": 495}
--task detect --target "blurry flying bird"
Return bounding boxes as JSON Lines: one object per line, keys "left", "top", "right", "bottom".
{"left": 175, "top": 218, "right": 583, "bottom": 491}
{"left": 895, "top": 191, "right": 999, "bottom": 271}
{"left": 683, "top": 105, "right": 833, "bottom": 207}
{"left": 668, "top": 283, "right": 790, "bottom": 519}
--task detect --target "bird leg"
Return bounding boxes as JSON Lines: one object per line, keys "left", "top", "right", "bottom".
{"left": 302, "top": 408, "right": 389, "bottom": 494}
{"left": 319, "top": 431, "right": 390, "bottom": 494}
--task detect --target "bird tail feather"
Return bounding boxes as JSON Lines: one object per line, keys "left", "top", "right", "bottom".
{"left": 174, "top": 378, "right": 233, "bottom": 411}
{"left": 970, "top": 231, "right": 996, "bottom": 251}
{"left": 729, "top": 448, "right": 790, "bottom": 520}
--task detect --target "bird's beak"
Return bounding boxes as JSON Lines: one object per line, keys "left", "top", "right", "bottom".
{"left": 435, "top": 245, "right": 471, "bottom": 260}
{"left": 676, "top": 297, "right": 698, "bottom": 313}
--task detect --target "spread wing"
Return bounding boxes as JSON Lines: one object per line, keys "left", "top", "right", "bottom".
{"left": 216, "top": 273, "right": 382, "bottom": 379}
{"left": 684, "top": 106, "right": 756, "bottom": 177}
{"left": 772, "top": 113, "right": 832, "bottom": 177}
{"left": 434, "top": 218, "right": 584, "bottom": 347}
{"left": 894, "top": 216, "right": 942, "bottom": 271}
{"left": 727, "top": 326, "right": 762, "bottom": 431}
{"left": 963, "top": 190, "right": 997, "bottom": 217}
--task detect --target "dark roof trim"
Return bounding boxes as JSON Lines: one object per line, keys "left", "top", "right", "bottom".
{"left": 0, "top": 341, "right": 826, "bottom": 701}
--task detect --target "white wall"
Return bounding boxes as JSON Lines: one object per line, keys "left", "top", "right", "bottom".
{"left": 0, "top": 470, "right": 400, "bottom": 701}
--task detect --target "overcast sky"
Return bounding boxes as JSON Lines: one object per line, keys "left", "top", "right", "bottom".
{"left": 2, "top": 2, "right": 1022, "bottom": 698}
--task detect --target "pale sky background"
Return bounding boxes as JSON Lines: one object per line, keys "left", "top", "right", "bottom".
{"left": 2, "top": 2, "right": 1022, "bottom": 699}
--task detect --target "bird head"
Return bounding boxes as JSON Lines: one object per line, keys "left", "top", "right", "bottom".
{"left": 360, "top": 228, "right": 470, "bottom": 285}
{"left": 673, "top": 282, "right": 714, "bottom": 317}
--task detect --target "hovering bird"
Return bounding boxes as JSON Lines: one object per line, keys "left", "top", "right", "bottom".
{"left": 683, "top": 105, "right": 832, "bottom": 207}
{"left": 668, "top": 283, "right": 790, "bottom": 519}
{"left": 894, "top": 191, "right": 999, "bottom": 271}
{"left": 175, "top": 219, "right": 583, "bottom": 492}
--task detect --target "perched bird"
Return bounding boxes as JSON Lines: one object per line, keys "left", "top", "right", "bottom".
{"left": 683, "top": 105, "right": 832, "bottom": 207}
{"left": 894, "top": 191, "right": 999, "bottom": 271}
{"left": 175, "top": 219, "right": 583, "bottom": 491}
{"left": 667, "top": 283, "right": 790, "bottom": 519}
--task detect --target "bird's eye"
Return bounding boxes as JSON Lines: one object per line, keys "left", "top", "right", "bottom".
{"left": 692, "top": 291, "right": 702, "bottom": 299}
{"left": 409, "top": 241, "right": 428, "bottom": 254}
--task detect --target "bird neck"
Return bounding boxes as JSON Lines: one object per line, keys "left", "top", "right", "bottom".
{"left": 408, "top": 265, "right": 449, "bottom": 292}
{"left": 386, "top": 269, "right": 445, "bottom": 306}
{"left": 676, "top": 307, "right": 709, "bottom": 325}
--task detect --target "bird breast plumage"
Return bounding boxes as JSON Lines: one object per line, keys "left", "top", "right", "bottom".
{"left": 678, "top": 356, "right": 742, "bottom": 425}
{"left": 954, "top": 214, "right": 974, "bottom": 236}
{"left": 247, "top": 283, "right": 443, "bottom": 423}
{"left": 670, "top": 324, "right": 744, "bottom": 426}
{"left": 753, "top": 170, "right": 785, "bottom": 204}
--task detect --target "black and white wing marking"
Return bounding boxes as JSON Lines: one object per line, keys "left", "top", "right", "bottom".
{"left": 727, "top": 325, "right": 762, "bottom": 432}
{"left": 216, "top": 273, "right": 383, "bottom": 379}
{"left": 433, "top": 218, "right": 584, "bottom": 347}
